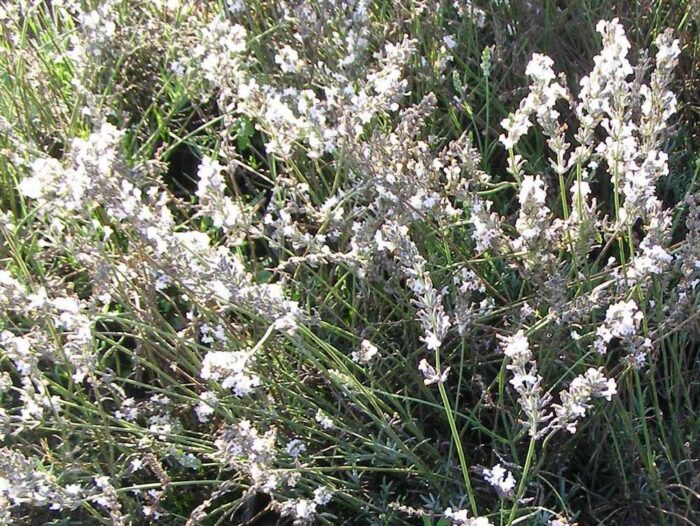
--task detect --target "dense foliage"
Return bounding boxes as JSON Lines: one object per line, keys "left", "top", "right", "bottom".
{"left": 0, "top": 1, "right": 699, "bottom": 525}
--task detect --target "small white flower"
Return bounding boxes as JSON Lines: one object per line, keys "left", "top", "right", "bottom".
{"left": 423, "top": 331, "right": 442, "bottom": 351}
{"left": 483, "top": 463, "right": 517, "bottom": 496}
{"left": 525, "top": 53, "right": 556, "bottom": 83}
{"left": 445, "top": 507, "right": 471, "bottom": 524}
{"left": 499, "top": 112, "right": 532, "bottom": 150}
{"left": 275, "top": 45, "right": 303, "bottom": 73}
{"left": 130, "top": 458, "right": 144, "bottom": 472}
{"left": 418, "top": 359, "right": 450, "bottom": 385}
{"left": 499, "top": 330, "right": 532, "bottom": 363}
{"left": 143, "top": 505, "right": 161, "bottom": 519}
{"left": 603, "top": 298, "right": 642, "bottom": 337}
{"left": 64, "top": 484, "right": 83, "bottom": 496}
{"left": 443, "top": 35, "right": 457, "bottom": 49}
{"left": 351, "top": 339, "right": 379, "bottom": 364}
{"left": 285, "top": 439, "right": 307, "bottom": 459}
{"left": 93, "top": 476, "right": 110, "bottom": 489}
{"left": 200, "top": 350, "right": 260, "bottom": 396}
{"left": 315, "top": 409, "right": 334, "bottom": 430}
{"left": 445, "top": 507, "right": 494, "bottom": 525}
{"left": 195, "top": 391, "right": 219, "bottom": 423}
{"left": 281, "top": 498, "right": 317, "bottom": 522}
{"left": 313, "top": 486, "right": 333, "bottom": 505}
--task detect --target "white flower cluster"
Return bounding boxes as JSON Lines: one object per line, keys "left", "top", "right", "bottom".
{"left": 193, "top": 13, "right": 247, "bottom": 86}
{"left": 0, "top": 275, "right": 101, "bottom": 430}
{"left": 213, "top": 420, "right": 280, "bottom": 493}
{"left": 594, "top": 299, "right": 652, "bottom": 367}
{"left": 315, "top": 409, "right": 334, "bottom": 430}
{"left": 499, "top": 53, "right": 567, "bottom": 150}
{"left": 200, "top": 349, "right": 260, "bottom": 396}
{"left": 196, "top": 156, "right": 247, "bottom": 242}
{"left": 275, "top": 45, "right": 304, "bottom": 74}
{"left": 194, "top": 391, "right": 219, "bottom": 423}
{"left": 285, "top": 439, "right": 307, "bottom": 459}
{"left": 482, "top": 463, "right": 517, "bottom": 497}
{"left": 2, "top": 287, "right": 94, "bottom": 383}
{"left": 596, "top": 300, "right": 644, "bottom": 354}
{"left": 418, "top": 358, "right": 450, "bottom": 385}
{"left": 469, "top": 196, "right": 505, "bottom": 254}
{"left": 514, "top": 174, "right": 551, "bottom": 249}
{"left": 279, "top": 486, "right": 333, "bottom": 525}
{"left": 494, "top": 17, "right": 681, "bottom": 293}
{"left": 444, "top": 507, "right": 494, "bottom": 526}
{"left": 351, "top": 339, "right": 379, "bottom": 364}
{"left": 578, "top": 19, "right": 633, "bottom": 124}
{"left": 629, "top": 239, "right": 673, "bottom": 279}
{"left": 585, "top": 20, "right": 679, "bottom": 227}
{"left": 501, "top": 331, "right": 617, "bottom": 438}
{"left": 546, "top": 367, "right": 617, "bottom": 434}
{"left": 19, "top": 123, "right": 125, "bottom": 216}
{"left": 641, "top": 29, "right": 681, "bottom": 148}
{"left": 19, "top": 123, "right": 303, "bottom": 336}
{"left": 187, "top": 9, "right": 417, "bottom": 161}
{"left": 499, "top": 331, "right": 551, "bottom": 437}
{"left": 380, "top": 221, "right": 451, "bottom": 352}
{"left": 595, "top": 299, "right": 642, "bottom": 352}
{"left": 0, "top": 447, "right": 82, "bottom": 520}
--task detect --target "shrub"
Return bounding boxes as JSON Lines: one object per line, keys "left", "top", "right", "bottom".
{"left": 0, "top": 1, "right": 698, "bottom": 525}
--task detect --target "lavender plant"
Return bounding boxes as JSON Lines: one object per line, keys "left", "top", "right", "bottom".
{"left": 0, "top": 1, "right": 698, "bottom": 525}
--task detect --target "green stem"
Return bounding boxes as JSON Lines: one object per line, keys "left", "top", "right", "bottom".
{"left": 507, "top": 433, "right": 537, "bottom": 525}
{"left": 435, "top": 349, "right": 478, "bottom": 516}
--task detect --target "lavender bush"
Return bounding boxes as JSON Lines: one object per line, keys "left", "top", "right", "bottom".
{"left": 0, "top": 1, "right": 698, "bottom": 525}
